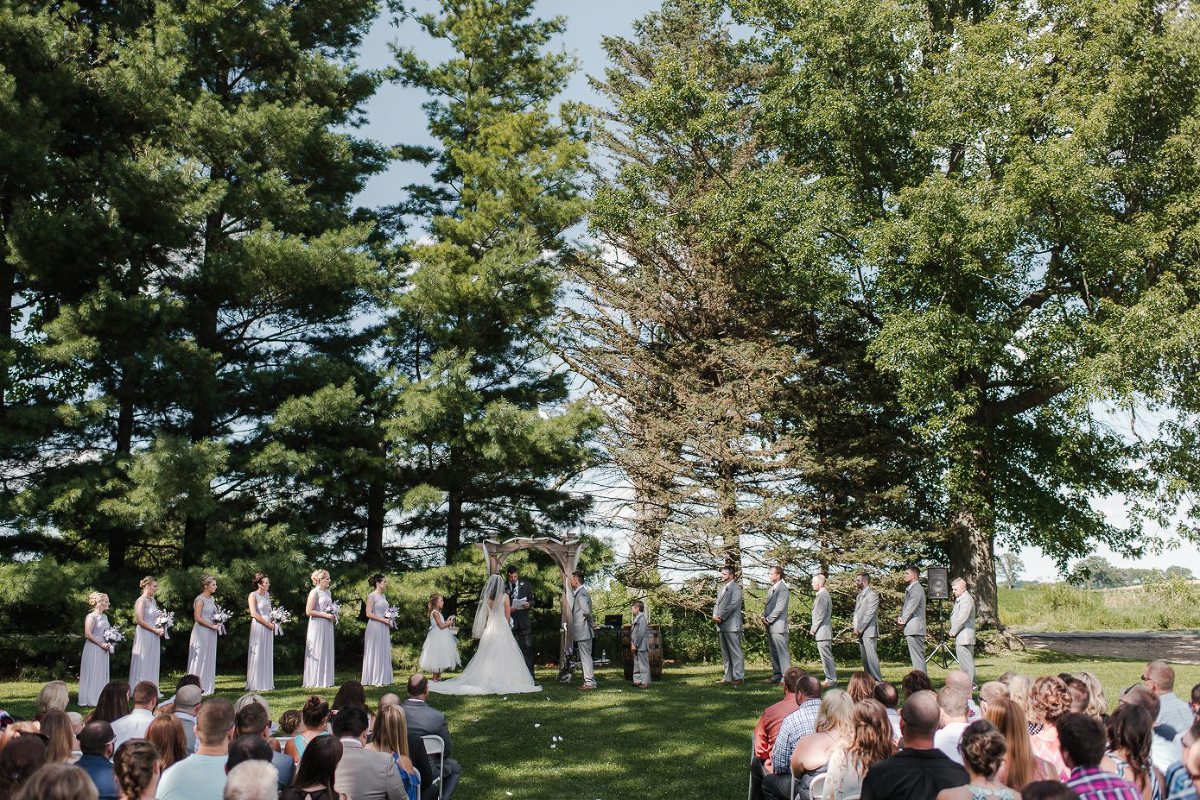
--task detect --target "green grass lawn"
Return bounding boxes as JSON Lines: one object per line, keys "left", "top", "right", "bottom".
{"left": 3, "top": 652, "right": 1197, "bottom": 800}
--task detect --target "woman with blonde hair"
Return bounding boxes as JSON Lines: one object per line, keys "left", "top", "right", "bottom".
{"left": 187, "top": 575, "right": 222, "bottom": 695}
{"left": 366, "top": 704, "right": 420, "bottom": 800}
{"left": 1004, "top": 674, "right": 1035, "bottom": 732}
{"left": 35, "top": 682, "right": 69, "bottom": 720}
{"left": 1076, "top": 672, "right": 1108, "bottom": 720}
{"left": 1028, "top": 676, "right": 1072, "bottom": 781}
{"left": 129, "top": 577, "right": 163, "bottom": 688}
{"left": 825, "top": 699, "right": 897, "bottom": 799}
{"left": 79, "top": 593, "right": 113, "bottom": 707}
{"left": 113, "top": 740, "right": 161, "bottom": 800}
{"left": 304, "top": 569, "right": 337, "bottom": 688}
{"left": 13, "top": 763, "right": 97, "bottom": 800}
{"left": 145, "top": 715, "right": 187, "bottom": 773}
{"left": 787, "top": 688, "right": 855, "bottom": 800}
{"left": 985, "top": 697, "right": 1055, "bottom": 789}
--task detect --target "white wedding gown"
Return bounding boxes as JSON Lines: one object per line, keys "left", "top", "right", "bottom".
{"left": 428, "top": 594, "right": 541, "bottom": 696}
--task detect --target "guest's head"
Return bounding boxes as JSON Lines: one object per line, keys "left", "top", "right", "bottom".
{"left": 1062, "top": 676, "right": 1089, "bottom": 714}
{"left": 938, "top": 686, "right": 969, "bottom": 724}
{"left": 0, "top": 735, "right": 47, "bottom": 797}
{"left": 1105, "top": 702, "right": 1153, "bottom": 774}
{"left": 847, "top": 672, "right": 877, "bottom": 703}
{"left": 330, "top": 706, "right": 369, "bottom": 741}
{"left": 146, "top": 715, "right": 187, "bottom": 770}
{"left": 1190, "top": 682, "right": 1200, "bottom": 716}
{"left": 848, "top": 698, "right": 897, "bottom": 769}
{"left": 66, "top": 712, "right": 83, "bottom": 737}
{"left": 958, "top": 720, "right": 1006, "bottom": 780}
{"left": 235, "top": 702, "right": 271, "bottom": 740}
{"left": 1021, "top": 782, "right": 1077, "bottom": 800}
{"left": 407, "top": 675, "right": 429, "bottom": 700}
{"left": 300, "top": 696, "right": 330, "bottom": 731}
{"left": 90, "top": 681, "right": 130, "bottom": 724}
{"left": 1121, "top": 685, "right": 1161, "bottom": 721}
{"left": 984, "top": 697, "right": 1038, "bottom": 789}
{"left": 1142, "top": 660, "right": 1175, "bottom": 697}
{"left": 901, "top": 670, "right": 932, "bottom": 700}
{"left": 815, "top": 689, "right": 854, "bottom": 738}
{"left": 797, "top": 674, "right": 822, "bottom": 702}
{"left": 222, "top": 760, "right": 277, "bottom": 800}
{"left": 131, "top": 681, "right": 158, "bottom": 711}
{"left": 379, "top": 693, "right": 400, "bottom": 710}
{"left": 945, "top": 670, "right": 972, "bottom": 694}
{"left": 176, "top": 674, "right": 201, "bottom": 693}
{"left": 1006, "top": 674, "right": 1032, "bottom": 718}
{"left": 13, "top": 763, "right": 98, "bottom": 800}
{"left": 372, "top": 704, "right": 410, "bottom": 758}
{"left": 277, "top": 710, "right": 301, "bottom": 736}
{"left": 1030, "top": 676, "right": 1071, "bottom": 726}
{"left": 234, "top": 693, "right": 268, "bottom": 717}
{"left": 781, "top": 667, "right": 804, "bottom": 697}
{"left": 225, "top": 735, "right": 272, "bottom": 773}
{"left": 78, "top": 722, "right": 115, "bottom": 760}
{"left": 113, "top": 740, "right": 160, "bottom": 800}
{"left": 898, "top": 690, "right": 941, "bottom": 746}
{"left": 173, "top": 685, "right": 202, "bottom": 716}
{"left": 38, "top": 711, "right": 74, "bottom": 765}
{"left": 35, "top": 682, "right": 69, "bottom": 717}
{"left": 873, "top": 681, "right": 899, "bottom": 710}
{"left": 196, "top": 697, "right": 236, "bottom": 752}
{"left": 1056, "top": 712, "right": 1106, "bottom": 769}
{"left": 292, "top": 735, "right": 342, "bottom": 797}
{"left": 979, "top": 681, "right": 1008, "bottom": 714}
{"left": 332, "top": 681, "right": 366, "bottom": 712}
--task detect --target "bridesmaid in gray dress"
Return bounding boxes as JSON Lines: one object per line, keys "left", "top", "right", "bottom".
{"left": 246, "top": 573, "right": 276, "bottom": 692}
{"left": 303, "top": 569, "right": 336, "bottom": 688}
{"left": 128, "top": 576, "right": 162, "bottom": 688}
{"left": 188, "top": 575, "right": 221, "bottom": 695}
{"left": 79, "top": 591, "right": 113, "bottom": 706}
{"left": 361, "top": 574, "right": 393, "bottom": 686}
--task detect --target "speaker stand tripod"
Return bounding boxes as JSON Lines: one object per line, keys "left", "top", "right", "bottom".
{"left": 927, "top": 598, "right": 960, "bottom": 670}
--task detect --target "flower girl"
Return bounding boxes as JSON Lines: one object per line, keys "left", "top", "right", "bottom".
{"left": 418, "top": 593, "right": 460, "bottom": 680}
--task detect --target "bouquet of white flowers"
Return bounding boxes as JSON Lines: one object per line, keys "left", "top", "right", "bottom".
{"left": 269, "top": 607, "right": 292, "bottom": 635}
{"left": 383, "top": 605, "right": 400, "bottom": 630}
{"left": 102, "top": 627, "right": 125, "bottom": 652}
{"left": 212, "top": 606, "right": 232, "bottom": 635}
{"left": 324, "top": 600, "right": 341, "bottom": 623}
{"left": 154, "top": 610, "right": 175, "bottom": 639}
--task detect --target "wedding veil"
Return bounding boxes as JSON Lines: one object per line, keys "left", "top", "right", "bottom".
{"left": 472, "top": 573, "right": 505, "bottom": 639}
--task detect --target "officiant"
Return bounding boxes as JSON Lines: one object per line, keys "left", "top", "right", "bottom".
{"left": 505, "top": 565, "right": 536, "bottom": 676}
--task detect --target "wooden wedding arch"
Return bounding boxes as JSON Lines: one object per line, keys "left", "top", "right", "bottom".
{"left": 479, "top": 536, "right": 585, "bottom": 667}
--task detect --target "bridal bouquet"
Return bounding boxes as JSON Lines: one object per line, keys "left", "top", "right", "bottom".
{"left": 269, "top": 607, "right": 292, "bottom": 635}
{"left": 324, "top": 600, "right": 341, "bottom": 623}
{"left": 212, "top": 606, "right": 232, "bottom": 635}
{"left": 154, "top": 610, "right": 175, "bottom": 639}
{"left": 383, "top": 605, "right": 400, "bottom": 630}
{"left": 102, "top": 627, "right": 126, "bottom": 652}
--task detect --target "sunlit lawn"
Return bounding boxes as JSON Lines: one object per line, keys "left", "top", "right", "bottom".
{"left": 2, "top": 651, "right": 1197, "bottom": 799}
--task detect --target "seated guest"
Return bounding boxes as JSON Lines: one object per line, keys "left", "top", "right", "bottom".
{"left": 946, "top": 671, "right": 982, "bottom": 721}
{"left": 233, "top": 694, "right": 270, "bottom": 717}
{"left": 1059, "top": 712, "right": 1141, "bottom": 800}
{"left": 901, "top": 670, "right": 932, "bottom": 701}
{"left": 280, "top": 735, "right": 344, "bottom": 800}
{"left": 1063, "top": 677, "right": 1090, "bottom": 715}
{"left": 225, "top": 735, "right": 272, "bottom": 773}
{"left": 285, "top": 696, "right": 331, "bottom": 765}
{"left": 113, "top": 740, "right": 160, "bottom": 800}
{"left": 88, "top": 682, "right": 130, "bottom": 726}
{"left": 1100, "top": 704, "right": 1165, "bottom": 800}
{"left": 751, "top": 667, "right": 804, "bottom": 800}
{"left": 235, "top": 702, "right": 294, "bottom": 788}
{"left": 332, "top": 706, "right": 407, "bottom": 800}
{"left": 76, "top": 721, "right": 118, "bottom": 800}
{"left": 1021, "top": 782, "right": 1077, "bottom": 800}
{"left": 1192, "top": 684, "right": 1200, "bottom": 722}
{"left": 112, "top": 681, "right": 157, "bottom": 748}
{"left": 368, "top": 704, "right": 422, "bottom": 800}
{"left": 935, "top": 687, "right": 971, "bottom": 765}
{"left": 769, "top": 675, "right": 823, "bottom": 781}
{"left": 13, "top": 762, "right": 98, "bottom": 800}
{"left": 849, "top": 672, "right": 879, "bottom": 703}
{"left": 35, "top": 681, "right": 70, "bottom": 720}
{"left": 826, "top": 698, "right": 897, "bottom": 799}
{"left": 1004, "top": 675, "right": 1036, "bottom": 733}
{"left": 1123, "top": 685, "right": 1185, "bottom": 773}
{"left": 221, "top": 761, "right": 277, "bottom": 800}
{"left": 1030, "top": 676, "right": 1073, "bottom": 780}
{"left": 1144, "top": 661, "right": 1194, "bottom": 738}
{"left": 860, "top": 690, "right": 969, "bottom": 800}
{"left": 277, "top": 710, "right": 301, "bottom": 738}
{"left": 155, "top": 697, "right": 235, "bottom": 800}
{"left": 403, "top": 674, "right": 462, "bottom": 800}
{"left": 172, "top": 685, "right": 203, "bottom": 753}
{"left": 161, "top": 675, "right": 202, "bottom": 710}
{"left": 1076, "top": 673, "right": 1108, "bottom": 722}
{"left": 770, "top": 689, "right": 853, "bottom": 800}
{"left": 980, "top": 682, "right": 1009, "bottom": 717}
{"left": 985, "top": 697, "right": 1056, "bottom": 789}
{"left": 0, "top": 736, "right": 48, "bottom": 798}
{"left": 936, "top": 720, "right": 1021, "bottom": 800}
{"left": 873, "top": 682, "right": 902, "bottom": 741}
{"left": 145, "top": 714, "right": 187, "bottom": 771}
{"left": 39, "top": 710, "right": 76, "bottom": 764}
{"left": 1163, "top": 722, "right": 1200, "bottom": 799}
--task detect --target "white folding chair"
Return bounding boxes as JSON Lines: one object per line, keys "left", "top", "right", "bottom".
{"left": 422, "top": 734, "right": 445, "bottom": 800}
{"left": 808, "top": 773, "right": 827, "bottom": 800}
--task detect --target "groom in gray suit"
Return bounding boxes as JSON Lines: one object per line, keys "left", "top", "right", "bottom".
{"left": 896, "top": 565, "right": 927, "bottom": 672}
{"left": 570, "top": 570, "right": 596, "bottom": 690}
{"left": 810, "top": 574, "right": 836, "bottom": 687}
{"left": 853, "top": 571, "right": 883, "bottom": 681}
{"left": 713, "top": 565, "right": 745, "bottom": 686}
{"left": 949, "top": 577, "right": 977, "bottom": 685}
{"left": 761, "top": 566, "right": 790, "bottom": 684}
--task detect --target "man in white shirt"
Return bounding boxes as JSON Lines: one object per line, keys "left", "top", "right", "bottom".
{"left": 113, "top": 681, "right": 157, "bottom": 748}
{"left": 933, "top": 686, "right": 970, "bottom": 765}
{"left": 156, "top": 697, "right": 234, "bottom": 800}
{"left": 1144, "top": 660, "right": 1195, "bottom": 737}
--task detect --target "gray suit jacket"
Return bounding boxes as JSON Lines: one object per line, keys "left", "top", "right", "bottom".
{"left": 949, "top": 591, "right": 976, "bottom": 645}
{"left": 571, "top": 585, "right": 594, "bottom": 641}
{"left": 401, "top": 698, "right": 454, "bottom": 758}
{"left": 631, "top": 612, "right": 649, "bottom": 651}
{"left": 810, "top": 587, "right": 833, "bottom": 640}
{"left": 333, "top": 738, "right": 406, "bottom": 800}
{"left": 899, "top": 581, "right": 926, "bottom": 635}
{"left": 762, "top": 581, "right": 789, "bottom": 634}
{"left": 853, "top": 587, "right": 880, "bottom": 638}
{"left": 713, "top": 580, "right": 743, "bottom": 632}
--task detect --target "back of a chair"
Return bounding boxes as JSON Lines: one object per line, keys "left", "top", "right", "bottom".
{"left": 808, "top": 773, "right": 827, "bottom": 800}
{"left": 422, "top": 733, "right": 446, "bottom": 800}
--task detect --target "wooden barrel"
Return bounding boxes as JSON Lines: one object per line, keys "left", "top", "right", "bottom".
{"left": 621, "top": 624, "right": 664, "bottom": 680}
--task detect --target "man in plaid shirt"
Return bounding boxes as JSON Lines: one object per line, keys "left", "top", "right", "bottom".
{"left": 761, "top": 674, "right": 823, "bottom": 800}
{"left": 1059, "top": 713, "right": 1141, "bottom": 800}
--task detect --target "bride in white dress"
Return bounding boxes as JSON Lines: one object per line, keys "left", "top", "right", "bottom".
{"left": 428, "top": 574, "right": 541, "bottom": 696}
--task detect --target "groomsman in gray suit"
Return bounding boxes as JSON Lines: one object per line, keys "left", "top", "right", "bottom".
{"left": 712, "top": 565, "right": 745, "bottom": 686}
{"left": 810, "top": 574, "right": 836, "bottom": 687}
{"left": 570, "top": 570, "right": 597, "bottom": 690}
{"left": 949, "top": 577, "right": 977, "bottom": 685}
{"left": 630, "top": 600, "right": 650, "bottom": 688}
{"left": 761, "top": 566, "right": 790, "bottom": 684}
{"left": 853, "top": 571, "right": 883, "bottom": 681}
{"left": 896, "top": 565, "right": 927, "bottom": 673}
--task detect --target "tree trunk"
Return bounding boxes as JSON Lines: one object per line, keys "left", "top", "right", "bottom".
{"left": 0, "top": 200, "right": 14, "bottom": 415}
{"left": 107, "top": 372, "right": 136, "bottom": 571}
{"left": 365, "top": 475, "right": 385, "bottom": 567}
{"left": 717, "top": 463, "right": 741, "bottom": 572}
{"left": 947, "top": 502, "right": 999, "bottom": 629}
{"left": 446, "top": 488, "right": 462, "bottom": 563}
{"left": 626, "top": 476, "right": 666, "bottom": 587}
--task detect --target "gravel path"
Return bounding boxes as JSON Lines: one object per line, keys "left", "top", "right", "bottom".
{"left": 1018, "top": 630, "right": 1200, "bottom": 664}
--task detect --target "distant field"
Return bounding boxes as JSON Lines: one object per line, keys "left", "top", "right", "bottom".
{"left": 999, "top": 579, "right": 1200, "bottom": 632}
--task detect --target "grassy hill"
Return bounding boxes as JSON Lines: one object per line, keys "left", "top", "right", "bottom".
{"left": 999, "top": 578, "right": 1200, "bottom": 632}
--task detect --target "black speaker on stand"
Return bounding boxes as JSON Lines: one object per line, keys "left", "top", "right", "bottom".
{"left": 926, "top": 567, "right": 959, "bottom": 670}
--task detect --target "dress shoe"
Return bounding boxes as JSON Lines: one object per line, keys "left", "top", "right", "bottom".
{"left": 732, "top": 679, "right": 744, "bottom": 687}
{"left": 634, "top": 683, "right": 649, "bottom": 689}
{"left": 579, "top": 684, "right": 596, "bottom": 691}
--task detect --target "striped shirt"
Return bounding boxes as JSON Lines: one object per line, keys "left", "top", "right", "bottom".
{"left": 771, "top": 698, "right": 821, "bottom": 774}
{"left": 1067, "top": 766, "right": 1142, "bottom": 800}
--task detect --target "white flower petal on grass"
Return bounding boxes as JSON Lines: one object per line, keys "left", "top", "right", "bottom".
{"left": 534, "top": 723, "right": 541, "bottom": 728}
{"left": 550, "top": 743, "right": 557, "bottom": 749}
{"left": 506, "top": 792, "right": 513, "bottom": 797}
